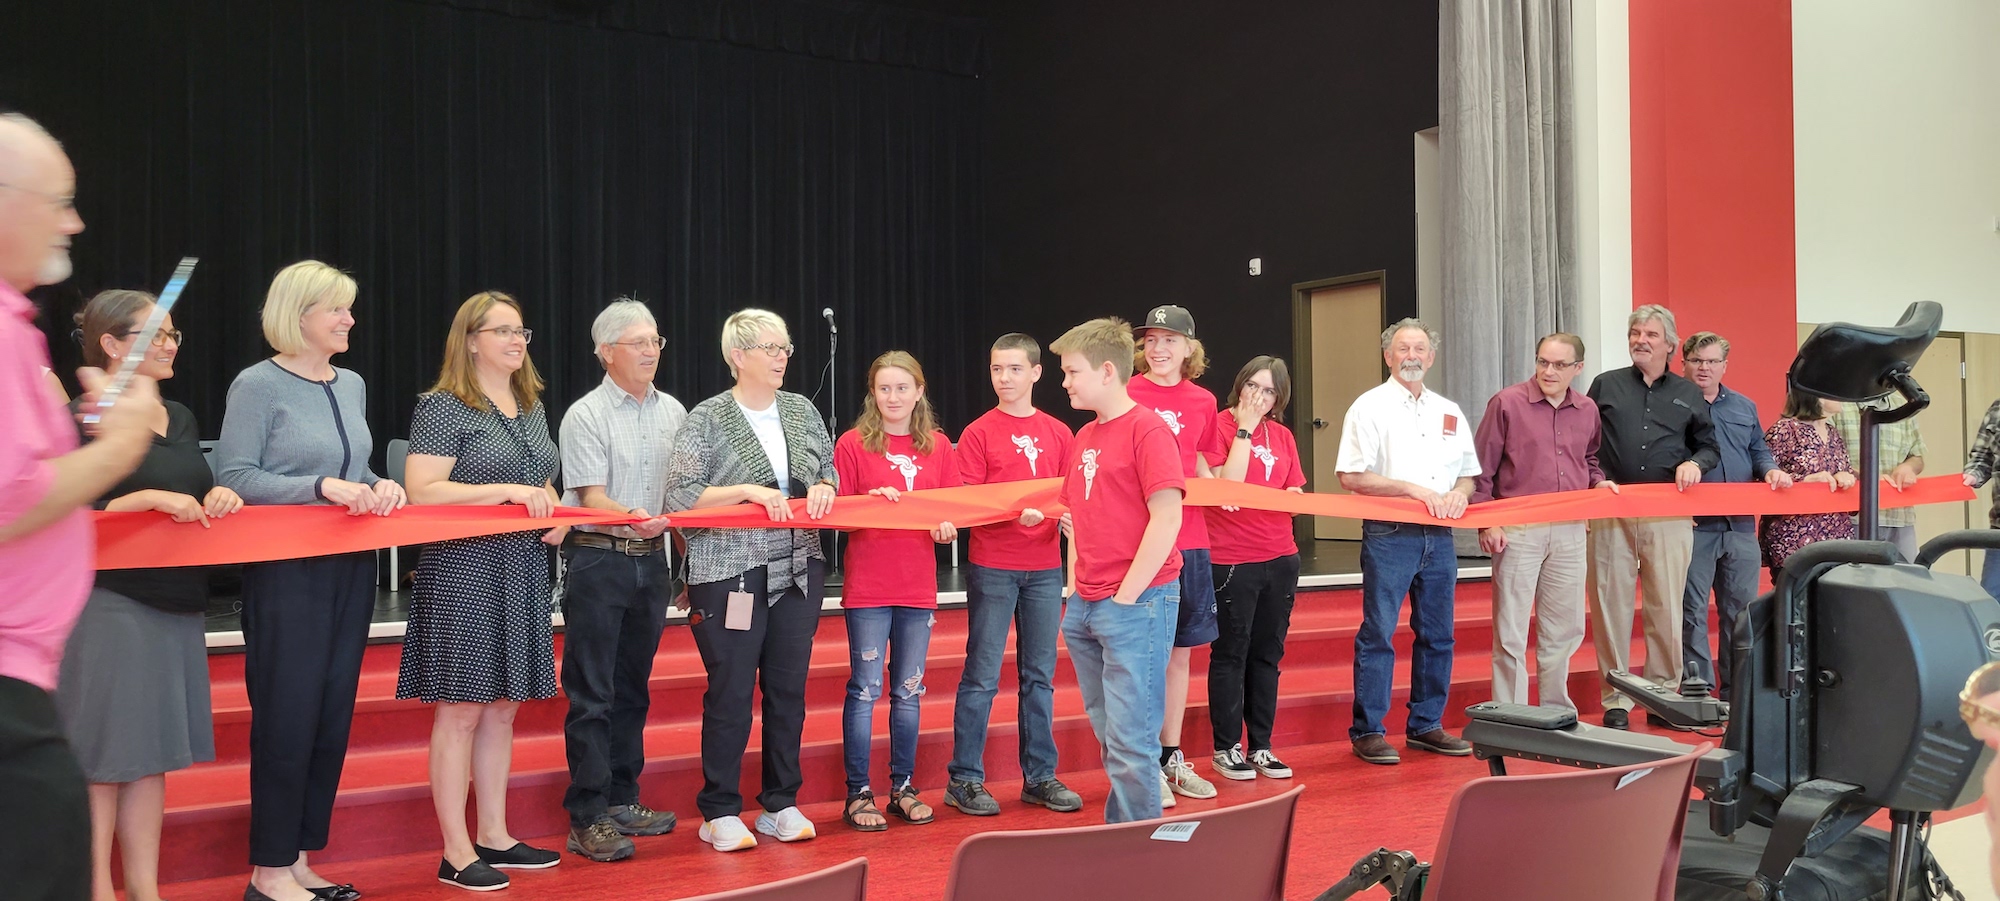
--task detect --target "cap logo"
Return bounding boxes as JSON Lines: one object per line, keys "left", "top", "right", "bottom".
{"left": 1155, "top": 309, "right": 1168, "bottom": 323}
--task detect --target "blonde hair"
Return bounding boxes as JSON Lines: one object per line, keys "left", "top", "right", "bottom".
{"left": 1131, "top": 332, "right": 1209, "bottom": 380}
{"left": 721, "top": 308, "right": 790, "bottom": 377}
{"left": 261, "top": 260, "right": 357, "bottom": 355}
{"left": 1052, "top": 317, "right": 1137, "bottom": 385}
{"left": 430, "top": 291, "right": 544, "bottom": 413}
{"left": 853, "top": 351, "right": 940, "bottom": 456}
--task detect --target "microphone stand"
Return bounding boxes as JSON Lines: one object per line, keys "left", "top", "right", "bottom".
{"left": 825, "top": 313, "right": 840, "bottom": 575}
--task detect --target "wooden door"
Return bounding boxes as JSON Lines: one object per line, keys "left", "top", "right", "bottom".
{"left": 1308, "top": 282, "right": 1384, "bottom": 540}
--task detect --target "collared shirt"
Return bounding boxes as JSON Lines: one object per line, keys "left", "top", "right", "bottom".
{"left": 1831, "top": 399, "right": 1928, "bottom": 529}
{"left": 0, "top": 282, "right": 92, "bottom": 691}
{"left": 1470, "top": 380, "right": 1603, "bottom": 504}
{"left": 1967, "top": 399, "right": 2000, "bottom": 528}
{"left": 1586, "top": 366, "right": 1720, "bottom": 485}
{"left": 559, "top": 376, "right": 688, "bottom": 537}
{"left": 1335, "top": 379, "right": 1481, "bottom": 493}
{"left": 1697, "top": 385, "right": 1778, "bottom": 533}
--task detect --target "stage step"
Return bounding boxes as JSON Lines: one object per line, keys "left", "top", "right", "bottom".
{"left": 156, "top": 578, "right": 1631, "bottom": 885}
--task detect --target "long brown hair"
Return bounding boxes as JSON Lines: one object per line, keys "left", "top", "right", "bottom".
{"left": 74, "top": 289, "right": 157, "bottom": 369}
{"left": 1131, "top": 333, "right": 1210, "bottom": 380}
{"left": 430, "top": 291, "right": 544, "bottom": 413}
{"left": 1225, "top": 355, "right": 1293, "bottom": 423}
{"left": 853, "top": 350, "right": 939, "bottom": 455}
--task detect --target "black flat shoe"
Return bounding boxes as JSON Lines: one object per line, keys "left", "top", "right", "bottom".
{"left": 475, "top": 841, "right": 560, "bottom": 870}
{"left": 243, "top": 886, "right": 278, "bottom": 901}
{"left": 438, "top": 858, "right": 510, "bottom": 892}
{"left": 307, "top": 884, "right": 362, "bottom": 901}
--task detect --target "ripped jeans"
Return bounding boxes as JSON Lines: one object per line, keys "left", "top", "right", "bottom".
{"left": 842, "top": 605, "right": 935, "bottom": 794}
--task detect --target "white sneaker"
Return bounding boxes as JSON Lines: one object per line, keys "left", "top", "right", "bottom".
{"left": 1159, "top": 769, "right": 1177, "bottom": 809}
{"left": 1164, "top": 750, "right": 1218, "bottom": 799}
{"left": 698, "top": 815, "right": 758, "bottom": 852}
{"left": 1250, "top": 748, "right": 1294, "bottom": 779}
{"left": 754, "top": 806, "right": 816, "bottom": 843}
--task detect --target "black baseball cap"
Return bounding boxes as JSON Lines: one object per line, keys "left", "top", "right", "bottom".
{"left": 1136, "top": 305, "right": 1196, "bottom": 337}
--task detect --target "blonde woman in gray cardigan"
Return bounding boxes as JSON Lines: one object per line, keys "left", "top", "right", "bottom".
{"left": 214, "top": 261, "right": 404, "bottom": 901}
{"left": 662, "top": 308, "right": 837, "bottom": 854}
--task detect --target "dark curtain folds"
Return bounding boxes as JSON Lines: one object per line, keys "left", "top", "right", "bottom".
{"left": 5, "top": 0, "right": 985, "bottom": 462}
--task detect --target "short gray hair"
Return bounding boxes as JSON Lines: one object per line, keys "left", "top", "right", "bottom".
{"left": 0, "top": 112, "right": 59, "bottom": 147}
{"left": 1630, "top": 304, "right": 1678, "bottom": 349}
{"left": 590, "top": 298, "right": 657, "bottom": 356}
{"left": 721, "top": 308, "right": 789, "bottom": 377}
{"left": 1380, "top": 317, "right": 1441, "bottom": 352}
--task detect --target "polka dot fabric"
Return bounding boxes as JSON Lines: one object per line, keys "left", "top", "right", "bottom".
{"left": 396, "top": 392, "right": 561, "bottom": 703}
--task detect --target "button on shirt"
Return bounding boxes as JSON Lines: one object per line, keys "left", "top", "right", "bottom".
{"left": 1586, "top": 366, "right": 1721, "bottom": 485}
{"left": 1470, "top": 380, "right": 1603, "bottom": 504}
{"left": 1335, "top": 379, "right": 1481, "bottom": 494}
{"left": 559, "top": 376, "right": 688, "bottom": 536}
{"left": 1699, "top": 385, "right": 1777, "bottom": 533}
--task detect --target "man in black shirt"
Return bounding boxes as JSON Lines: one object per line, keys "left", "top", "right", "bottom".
{"left": 1584, "top": 305, "right": 1720, "bottom": 729}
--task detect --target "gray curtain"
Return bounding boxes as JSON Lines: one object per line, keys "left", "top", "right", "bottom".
{"left": 1439, "top": 0, "right": 1578, "bottom": 424}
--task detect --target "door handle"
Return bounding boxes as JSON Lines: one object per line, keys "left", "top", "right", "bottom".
{"left": 1312, "top": 417, "right": 1329, "bottom": 430}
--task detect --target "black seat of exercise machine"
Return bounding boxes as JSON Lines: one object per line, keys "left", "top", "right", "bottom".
{"left": 1788, "top": 301, "right": 1941, "bottom": 403}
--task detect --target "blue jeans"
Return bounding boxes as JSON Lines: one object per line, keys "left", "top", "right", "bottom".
{"left": 842, "top": 606, "right": 933, "bottom": 793}
{"left": 949, "top": 564, "right": 1064, "bottom": 785}
{"left": 1062, "top": 582, "right": 1179, "bottom": 823}
{"left": 1683, "top": 528, "right": 1760, "bottom": 694}
{"left": 1352, "top": 522, "right": 1457, "bottom": 740}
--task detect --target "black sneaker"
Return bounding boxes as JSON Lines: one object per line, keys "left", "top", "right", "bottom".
{"left": 1211, "top": 744, "right": 1257, "bottom": 781}
{"left": 1249, "top": 748, "right": 1293, "bottom": 779}
{"left": 607, "top": 802, "right": 677, "bottom": 836}
{"left": 475, "top": 841, "right": 560, "bottom": 870}
{"left": 1020, "top": 777, "right": 1084, "bottom": 813}
{"left": 944, "top": 779, "right": 1001, "bottom": 816}
{"left": 566, "top": 819, "right": 636, "bottom": 862}
{"left": 437, "top": 858, "right": 509, "bottom": 892}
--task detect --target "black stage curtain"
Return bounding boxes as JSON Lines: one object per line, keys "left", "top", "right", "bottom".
{"left": 4, "top": 0, "right": 986, "bottom": 462}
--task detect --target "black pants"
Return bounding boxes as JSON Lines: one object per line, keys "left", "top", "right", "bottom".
{"left": 239, "top": 553, "right": 376, "bottom": 868}
{"left": 559, "top": 545, "right": 671, "bottom": 828}
{"left": 0, "top": 676, "right": 89, "bottom": 900}
{"left": 688, "top": 560, "right": 822, "bottom": 820}
{"left": 1208, "top": 554, "right": 1301, "bottom": 752}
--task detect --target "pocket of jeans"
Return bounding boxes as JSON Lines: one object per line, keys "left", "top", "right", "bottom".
{"left": 1362, "top": 521, "right": 1400, "bottom": 538}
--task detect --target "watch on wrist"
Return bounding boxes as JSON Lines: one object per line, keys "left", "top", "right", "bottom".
{"left": 1236, "top": 428, "right": 1252, "bottom": 440}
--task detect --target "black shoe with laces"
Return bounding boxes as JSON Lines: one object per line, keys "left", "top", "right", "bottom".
{"left": 607, "top": 802, "right": 677, "bottom": 836}
{"left": 438, "top": 858, "right": 510, "bottom": 892}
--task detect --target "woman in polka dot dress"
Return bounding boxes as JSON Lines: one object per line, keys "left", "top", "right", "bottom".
{"left": 398, "top": 291, "right": 563, "bottom": 889}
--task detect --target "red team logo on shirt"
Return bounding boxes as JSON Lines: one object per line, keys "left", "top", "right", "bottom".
{"left": 1010, "top": 434, "right": 1044, "bottom": 475}
{"left": 1078, "top": 448, "right": 1102, "bottom": 499}
{"left": 884, "top": 452, "right": 921, "bottom": 490}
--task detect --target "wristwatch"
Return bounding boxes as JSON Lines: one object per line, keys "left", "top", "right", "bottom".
{"left": 1236, "top": 428, "right": 1252, "bottom": 440}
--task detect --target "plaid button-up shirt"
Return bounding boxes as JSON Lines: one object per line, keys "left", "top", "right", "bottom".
{"left": 559, "top": 376, "right": 688, "bottom": 537}
{"left": 1968, "top": 399, "right": 2000, "bottom": 529}
{"left": 1832, "top": 399, "right": 1928, "bottom": 529}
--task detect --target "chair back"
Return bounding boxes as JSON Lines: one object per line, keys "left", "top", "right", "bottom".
{"left": 387, "top": 438, "right": 409, "bottom": 484}
{"left": 677, "top": 857, "right": 866, "bottom": 901}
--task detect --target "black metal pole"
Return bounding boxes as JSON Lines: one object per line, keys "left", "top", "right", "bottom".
{"left": 1859, "top": 405, "right": 1880, "bottom": 542}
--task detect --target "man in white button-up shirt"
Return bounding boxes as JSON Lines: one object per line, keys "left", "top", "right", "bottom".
{"left": 1335, "top": 318, "right": 1481, "bottom": 766}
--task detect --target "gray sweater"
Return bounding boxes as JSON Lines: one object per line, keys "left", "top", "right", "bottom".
{"left": 215, "top": 359, "right": 384, "bottom": 504}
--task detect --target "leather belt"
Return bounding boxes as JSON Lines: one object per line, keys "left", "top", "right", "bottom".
{"left": 566, "top": 532, "right": 664, "bottom": 557}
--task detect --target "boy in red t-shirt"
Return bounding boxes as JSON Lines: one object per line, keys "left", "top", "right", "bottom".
{"left": 1051, "top": 317, "right": 1185, "bottom": 824}
{"left": 943, "top": 334, "right": 1084, "bottom": 817}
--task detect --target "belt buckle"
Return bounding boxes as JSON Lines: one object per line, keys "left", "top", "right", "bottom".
{"left": 620, "top": 538, "right": 652, "bottom": 557}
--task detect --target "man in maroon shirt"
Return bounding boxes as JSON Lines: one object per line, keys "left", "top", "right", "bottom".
{"left": 1471, "top": 334, "right": 1613, "bottom": 712}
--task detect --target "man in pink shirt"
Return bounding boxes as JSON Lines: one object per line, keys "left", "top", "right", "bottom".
{"left": 0, "top": 112, "right": 161, "bottom": 900}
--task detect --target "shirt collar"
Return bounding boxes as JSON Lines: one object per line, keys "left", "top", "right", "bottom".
{"left": 1531, "top": 382, "right": 1582, "bottom": 410}
{"left": 0, "top": 281, "right": 33, "bottom": 323}
{"left": 601, "top": 374, "right": 658, "bottom": 409}
{"left": 1382, "top": 378, "right": 1430, "bottom": 405}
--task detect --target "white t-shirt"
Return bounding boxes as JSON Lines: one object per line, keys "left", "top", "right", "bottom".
{"left": 1335, "top": 379, "right": 1481, "bottom": 493}
{"left": 739, "top": 401, "right": 791, "bottom": 492}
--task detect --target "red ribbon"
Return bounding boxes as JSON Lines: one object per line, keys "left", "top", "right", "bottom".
{"left": 90, "top": 475, "right": 1973, "bottom": 570}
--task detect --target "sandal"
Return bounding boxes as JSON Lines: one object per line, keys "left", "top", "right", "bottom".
{"left": 843, "top": 790, "right": 888, "bottom": 832}
{"left": 888, "top": 784, "right": 934, "bottom": 825}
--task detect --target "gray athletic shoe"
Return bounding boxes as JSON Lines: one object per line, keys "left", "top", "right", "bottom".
{"left": 1020, "top": 777, "right": 1084, "bottom": 813}
{"left": 945, "top": 779, "right": 1001, "bottom": 816}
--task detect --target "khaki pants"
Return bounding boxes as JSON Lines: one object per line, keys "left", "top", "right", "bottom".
{"left": 1587, "top": 516, "right": 1693, "bottom": 711}
{"left": 1491, "top": 521, "right": 1588, "bottom": 711}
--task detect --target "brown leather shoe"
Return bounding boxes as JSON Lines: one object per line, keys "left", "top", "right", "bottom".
{"left": 566, "top": 819, "right": 635, "bottom": 862}
{"left": 1407, "top": 728, "right": 1474, "bottom": 756}
{"left": 1351, "top": 734, "right": 1401, "bottom": 765}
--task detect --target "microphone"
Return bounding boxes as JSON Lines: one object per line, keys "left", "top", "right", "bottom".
{"left": 822, "top": 307, "right": 838, "bottom": 334}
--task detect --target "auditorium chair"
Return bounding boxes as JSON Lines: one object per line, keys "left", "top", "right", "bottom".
{"left": 1317, "top": 744, "right": 1709, "bottom": 901}
{"left": 678, "top": 856, "right": 867, "bottom": 901}
{"left": 941, "top": 786, "right": 1301, "bottom": 901}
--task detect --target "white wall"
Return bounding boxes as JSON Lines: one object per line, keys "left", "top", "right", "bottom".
{"left": 1571, "top": 0, "right": 1633, "bottom": 380}
{"left": 1794, "top": 1, "right": 2000, "bottom": 334}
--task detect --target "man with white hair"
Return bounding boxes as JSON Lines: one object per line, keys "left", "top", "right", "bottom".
{"left": 0, "top": 112, "right": 163, "bottom": 899}
{"left": 1335, "top": 318, "right": 1481, "bottom": 765}
{"left": 1585, "top": 304, "right": 1720, "bottom": 729}
{"left": 554, "top": 298, "right": 686, "bottom": 861}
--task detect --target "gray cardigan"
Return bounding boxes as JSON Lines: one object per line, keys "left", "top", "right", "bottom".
{"left": 662, "top": 390, "right": 836, "bottom": 592}
{"left": 215, "top": 359, "right": 384, "bottom": 504}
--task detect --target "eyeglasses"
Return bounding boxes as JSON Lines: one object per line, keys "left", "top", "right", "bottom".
{"left": 1961, "top": 661, "right": 2000, "bottom": 738}
{"left": 119, "top": 327, "right": 184, "bottom": 347}
{"left": 610, "top": 336, "right": 667, "bottom": 351}
{"left": 746, "top": 342, "right": 795, "bottom": 358}
{"left": 0, "top": 181, "right": 76, "bottom": 211}
{"left": 1244, "top": 384, "right": 1277, "bottom": 398}
{"left": 1683, "top": 357, "right": 1727, "bottom": 369}
{"left": 475, "top": 326, "right": 533, "bottom": 344}
{"left": 1534, "top": 358, "right": 1581, "bottom": 371}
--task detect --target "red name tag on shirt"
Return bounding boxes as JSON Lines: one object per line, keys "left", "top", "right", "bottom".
{"left": 1442, "top": 413, "right": 1459, "bottom": 436}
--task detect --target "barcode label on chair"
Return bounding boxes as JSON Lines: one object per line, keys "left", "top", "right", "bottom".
{"left": 1150, "top": 822, "right": 1199, "bottom": 842}
{"left": 1616, "top": 767, "right": 1656, "bottom": 790}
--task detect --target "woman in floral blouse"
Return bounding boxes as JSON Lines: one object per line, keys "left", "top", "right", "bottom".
{"left": 1759, "top": 387, "right": 1859, "bottom": 578}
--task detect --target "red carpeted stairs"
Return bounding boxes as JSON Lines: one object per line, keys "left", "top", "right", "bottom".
{"left": 159, "top": 577, "right": 1614, "bottom": 886}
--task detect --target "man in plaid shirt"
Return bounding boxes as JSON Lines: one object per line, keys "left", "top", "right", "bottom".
{"left": 1966, "top": 398, "right": 2000, "bottom": 600}
{"left": 1831, "top": 398, "right": 1927, "bottom": 560}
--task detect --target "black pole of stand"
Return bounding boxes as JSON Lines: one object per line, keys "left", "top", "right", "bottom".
{"left": 1858, "top": 405, "right": 1880, "bottom": 542}
{"left": 1884, "top": 809, "right": 1919, "bottom": 901}
{"left": 826, "top": 324, "right": 840, "bottom": 575}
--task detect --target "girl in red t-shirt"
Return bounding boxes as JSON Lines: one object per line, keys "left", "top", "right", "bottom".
{"left": 1199, "top": 355, "right": 1307, "bottom": 783}
{"left": 833, "top": 351, "right": 958, "bottom": 831}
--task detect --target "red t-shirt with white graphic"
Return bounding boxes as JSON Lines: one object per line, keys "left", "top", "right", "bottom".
{"left": 956, "top": 407, "right": 1073, "bottom": 571}
{"left": 1125, "top": 376, "right": 1221, "bottom": 551}
{"left": 1199, "top": 410, "right": 1307, "bottom": 565}
{"left": 1056, "top": 405, "right": 1186, "bottom": 601}
{"left": 834, "top": 429, "right": 960, "bottom": 609}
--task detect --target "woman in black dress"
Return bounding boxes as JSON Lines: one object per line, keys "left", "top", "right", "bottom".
{"left": 60, "top": 289, "right": 242, "bottom": 901}
{"left": 398, "top": 291, "right": 562, "bottom": 889}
